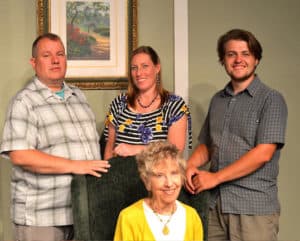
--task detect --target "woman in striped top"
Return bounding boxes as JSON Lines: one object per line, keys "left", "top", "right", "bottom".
{"left": 104, "top": 46, "right": 192, "bottom": 159}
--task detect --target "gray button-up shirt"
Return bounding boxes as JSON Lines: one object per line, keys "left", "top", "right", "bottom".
{"left": 199, "top": 76, "right": 287, "bottom": 215}
{"left": 0, "top": 77, "right": 100, "bottom": 226}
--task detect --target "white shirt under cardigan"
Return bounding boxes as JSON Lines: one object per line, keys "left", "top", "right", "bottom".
{"left": 143, "top": 200, "right": 186, "bottom": 241}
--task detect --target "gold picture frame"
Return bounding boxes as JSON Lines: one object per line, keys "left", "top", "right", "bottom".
{"left": 37, "top": 0, "right": 137, "bottom": 89}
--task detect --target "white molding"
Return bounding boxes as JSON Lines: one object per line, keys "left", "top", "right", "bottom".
{"left": 174, "top": 0, "right": 189, "bottom": 157}
{"left": 174, "top": 0, "right": 189, "bottom": 104}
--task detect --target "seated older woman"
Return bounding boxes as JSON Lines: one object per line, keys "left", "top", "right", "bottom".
{"left": 113, "top": 141, "right": 203, "bottom": 241}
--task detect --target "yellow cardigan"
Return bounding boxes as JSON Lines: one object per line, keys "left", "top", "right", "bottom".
{"left": 114, "top": 199, "right": 203, "bottom": 241}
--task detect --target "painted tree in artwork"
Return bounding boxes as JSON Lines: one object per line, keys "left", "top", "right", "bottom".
{"left": 66, "top": 1, "right": 110, "bottom": 60}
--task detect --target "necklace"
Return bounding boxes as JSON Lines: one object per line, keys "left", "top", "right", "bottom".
{"left": 152, "top": 205, "right": 175, "bottom": 235}
{"left": 137, "top": 93, "right": 158, "bottom": 109}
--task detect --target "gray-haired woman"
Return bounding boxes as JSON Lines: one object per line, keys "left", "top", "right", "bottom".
{"left": 114, "top": 141, "right": 203, "bottom": 241}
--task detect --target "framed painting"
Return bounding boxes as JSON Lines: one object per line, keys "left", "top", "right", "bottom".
{"left": 37, "top": 0, "right": 137, "bottom": 89}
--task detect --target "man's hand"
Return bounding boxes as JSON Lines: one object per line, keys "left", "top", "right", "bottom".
{"left": 184, "top": 166, "right": 201, "bottom": 194}
{"left": 71, "top": 160, "right": 111, "bottom": 177}
{"left": 192, "top": 170, "right": 220, "bottom": 194}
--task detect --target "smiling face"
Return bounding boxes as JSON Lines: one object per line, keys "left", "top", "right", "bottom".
{"left": 146, "top": 158, "right": 182, "bottom": 209}
{"left": 130, "top": 53, "right": 160, "bottom": 93}
{"left": 30, "top": 38, "right": 67, "bottom": 91}
{"left": 223, "top": 39, "right": 259, "bottom": 84}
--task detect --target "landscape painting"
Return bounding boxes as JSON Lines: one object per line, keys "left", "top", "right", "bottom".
{"left": 66, "top": 1, "right": 110, "bottom": 60}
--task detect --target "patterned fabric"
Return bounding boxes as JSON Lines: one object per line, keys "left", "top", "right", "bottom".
{"left": 104, "top": 93, "right": 192, "bottom": 148}
{"left": 199, "top": 76, "right": 288, "bottom": 215}
{"left": 0, "top": 77, "right": 100, "bottom": 226}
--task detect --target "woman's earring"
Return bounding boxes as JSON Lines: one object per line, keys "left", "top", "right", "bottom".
{"left": 156, "top": 74, "right": 160, "bottom": 86}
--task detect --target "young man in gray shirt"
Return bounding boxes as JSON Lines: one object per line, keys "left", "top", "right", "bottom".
{"left": 185, "top": 29, "right": 287, "bottom": 241}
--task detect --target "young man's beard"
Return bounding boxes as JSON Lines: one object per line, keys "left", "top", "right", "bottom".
{"left": 230, "top": 68, "right": 256, "bottom": 83}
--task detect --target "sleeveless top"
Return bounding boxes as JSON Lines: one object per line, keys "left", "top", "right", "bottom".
{"left": 104, "top": 93, "right": 192, "bottom": 148}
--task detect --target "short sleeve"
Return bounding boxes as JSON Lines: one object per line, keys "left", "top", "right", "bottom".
{"left": 103, "top": 93, "right": 127, "bottom": 139}
{"left": 163, "top": 94, "right": 192, "bottom": 149}
{"left": 0, "top": 98, "right": 38, "bottom": 157}
{"left": 256, "top": 90, "right": 288, "bottom": 148}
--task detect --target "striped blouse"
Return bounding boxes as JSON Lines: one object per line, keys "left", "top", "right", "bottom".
{"left": 104, "top": 93, "right": 192, "bottom": 148}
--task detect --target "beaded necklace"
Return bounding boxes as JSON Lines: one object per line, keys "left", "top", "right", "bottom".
{"left": 137, "top": 93, "right": 158, "bottom": 108}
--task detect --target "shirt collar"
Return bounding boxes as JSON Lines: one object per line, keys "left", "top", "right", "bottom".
{"left": 33, "top": 77, "right": 76, "bottom": 99}
{"left": 222, "top": 75, "right": 261, "bottom": 98}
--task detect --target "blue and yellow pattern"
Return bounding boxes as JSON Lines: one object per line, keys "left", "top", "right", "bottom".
{"left": 104, "top": 93, "right": 192, "bottom": 148}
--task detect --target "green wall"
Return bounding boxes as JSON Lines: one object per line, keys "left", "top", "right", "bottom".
{"left": 0, "top": 0, "right": 299, "bottom": 240}
{"left": 0, "top": 1, "right": 36, "bottom": 239}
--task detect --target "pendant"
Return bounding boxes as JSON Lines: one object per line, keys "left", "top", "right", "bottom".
{"left": 162, "top": 225, "right": 169, "bottom": 235}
